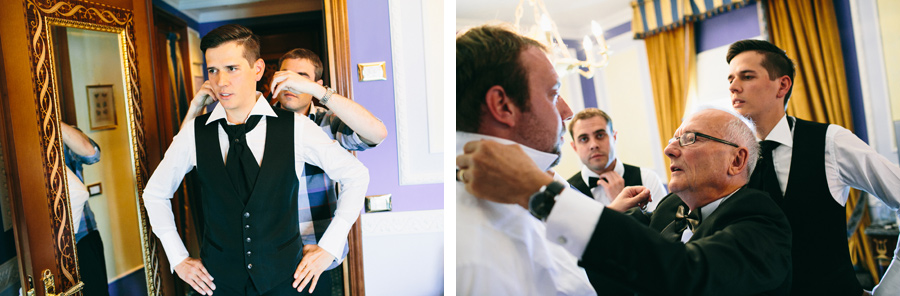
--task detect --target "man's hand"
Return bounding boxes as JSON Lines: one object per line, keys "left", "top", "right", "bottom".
{"left": 607, "top": 186, "right": 651, "bottom": 212}
{"left": 174, "top": 257, "right": 215, "bottom": 295}
{"left": 596, "top": 171, "right": 625, "bottom": 200}
{"left": 456, "top": 140, "right": 554, "bottom": 209}
{"left": 293, "top": 244, "right": 336, "bottom": 293}
{"left": 190, "top": 81, "right": 218, "bottom": 111}
{"left": 270, "top": 71, "right": 326, "bottom": 99}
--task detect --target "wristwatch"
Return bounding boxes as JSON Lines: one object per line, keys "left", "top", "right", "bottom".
{"left": 320, "top": 86, "right": 336, "bottom": 105}
{"left": 528, "top": 181, "right": 565, "bottom": 221}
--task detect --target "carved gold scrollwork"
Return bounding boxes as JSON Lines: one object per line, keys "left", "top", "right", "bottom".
{"left": 22, "top": 0, "right": 158, "bottom": 294}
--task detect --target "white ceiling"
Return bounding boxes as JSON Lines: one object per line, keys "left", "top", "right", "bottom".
{"left": 161, "top": 0, "right": 322, "bottom": 23}
{"left": 456, "top": 0, "right": 634, "bottom": 39}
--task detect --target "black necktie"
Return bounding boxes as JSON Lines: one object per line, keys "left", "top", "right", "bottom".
{"left": 660, "top": 205, "right": 701, "bottom": 242}
{"left": 748, "top": 140, "right": 782, "bottom": 199}
{"left": 221, "top": 115, "right": 262, "bottom": 203}
{"left": 588, "top": 177, "right": 600, "bottom": 189}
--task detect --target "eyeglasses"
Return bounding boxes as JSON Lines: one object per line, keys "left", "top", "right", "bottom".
{"left": 668, "top": 132, "right": 739, "bottom": 148}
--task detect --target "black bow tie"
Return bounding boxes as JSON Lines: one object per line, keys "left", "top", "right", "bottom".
{"left": 588, "top": 177, "right": 601, "bottom": 189}
{"left": 660, "top": 205, "right": 701, "bottom": 242}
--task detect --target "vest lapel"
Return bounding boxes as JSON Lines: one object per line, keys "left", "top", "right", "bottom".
{"left": 244, "top": 114, "right": 278, "bottom": 208}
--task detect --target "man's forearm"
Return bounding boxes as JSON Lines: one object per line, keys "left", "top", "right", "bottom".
{"left": 60, "top": 123, "right": 96, "bottom": 156}
{"left": 320, "top": 93, "right": 387, "bottom": 145}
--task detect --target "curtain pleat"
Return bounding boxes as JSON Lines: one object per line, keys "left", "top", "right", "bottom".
{"left": 645, "top": 22, "right": 694, "bottom": 179}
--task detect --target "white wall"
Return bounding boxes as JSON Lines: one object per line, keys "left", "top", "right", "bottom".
{"left": 362, "top": 210, "right": 443, "bottom": 295}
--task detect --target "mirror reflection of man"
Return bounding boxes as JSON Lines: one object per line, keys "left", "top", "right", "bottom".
{"left": 455, "top": 24, "right": 596, "bottom": 295}
{"left": 725, "top": 39, "right": 900, "bottom": 295}
{"left": 60, "top": 122, "right": 109, "bottom": 296}
{"left": 567, "top": 108, "right": 667, "bottom": 212}
{"left": 182, "top": 48, "right": 387, "bottom": 296}
{"left": 143, "top": 24, "right": 369, "bottom": 295}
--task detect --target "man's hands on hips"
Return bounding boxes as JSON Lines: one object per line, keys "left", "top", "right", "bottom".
{"left": 175, "top": 257, "right": 215, "bottom": 295}
{"left": 270, "top": 71, "right": 326, "bottom": 99}
{"left": 293, "top": 244, "right": 336, "bottom": 293}
{"left": 456, "top": 140, "right": 554, "bottom": 209}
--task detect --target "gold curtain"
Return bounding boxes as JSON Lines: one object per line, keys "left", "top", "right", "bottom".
{"left": 645, "top": 22, "right": 695, "bottom": 179}
{"left": 767, "top": 0, "right": 879, "bottom": 284}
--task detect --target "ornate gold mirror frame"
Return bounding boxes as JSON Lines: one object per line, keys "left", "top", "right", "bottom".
{"left": 23, "top": 0, "right": 158, "bottom": 294}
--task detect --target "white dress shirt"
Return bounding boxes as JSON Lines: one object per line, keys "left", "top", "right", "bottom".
{"left": 456, "top": 132, "right": 595, "bottom": 296}
{"left": 763, "top": 116, "right": 900, "bottom": 295}
{"left": 143, "top": 95, "right": 369, "bottom": 269}
{"left": 579, "top": 161, "right": 667, "bottom": 212}
{"left": 66, "top": 167, "right": 89, "bottom": 232}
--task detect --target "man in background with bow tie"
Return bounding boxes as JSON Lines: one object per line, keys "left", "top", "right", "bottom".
{"left": 567, "top": 108, "right": 667, "bottom": 212}
{"left": 458, "top": 107, "right": 793, "bottom": 295}
{"left": 143, "top": 24, "right": 368, "bottom": 296}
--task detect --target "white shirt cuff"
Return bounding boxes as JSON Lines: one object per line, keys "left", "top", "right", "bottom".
{"left": 545, "top": 188, "right": 604, "bottom": 259}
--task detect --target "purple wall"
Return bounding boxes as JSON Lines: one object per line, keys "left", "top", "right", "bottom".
{"left": 347, "top": 0, "right": 443, "bottom": 212}
{"left": 695, "top": 2, "right": 760, "bottom": 53}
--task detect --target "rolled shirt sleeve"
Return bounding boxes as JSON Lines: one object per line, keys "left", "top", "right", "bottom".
{"left": 296, "top": 114, "right": 369, "bottom": 260}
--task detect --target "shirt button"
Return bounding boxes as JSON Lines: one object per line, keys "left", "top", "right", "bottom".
{"left": 246, "top": 237, "right": 251, "bottom": 243}
{"left": 557, "top": 236, "right": 568, "bottom": 244}
{"left": 244, "top": 212, "right": 250, "bottom": 218}
{"left": 245, "top": 224, "right": 250, "bottom": 229}
{"left": 247, "top": 264, "right": 252, "bottom": 269}
{"left": 247, "top": 251, "right": 251, "bottom": 256}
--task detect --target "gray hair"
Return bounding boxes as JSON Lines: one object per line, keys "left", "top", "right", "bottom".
{"left": 693, "top": 106, "right": 759, "bottom": 178}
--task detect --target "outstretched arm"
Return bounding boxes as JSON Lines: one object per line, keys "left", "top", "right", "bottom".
{"left": 60, "top": 123, "right": 96, "bottom": 157}
{"left": 271, "top": 71, "right": 387, "bottom": 145}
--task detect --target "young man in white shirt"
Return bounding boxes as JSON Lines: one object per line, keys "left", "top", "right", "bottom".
{"left": 143, "top": 24, "right": 368, "bottom": 295}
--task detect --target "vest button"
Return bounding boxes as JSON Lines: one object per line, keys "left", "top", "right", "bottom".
{"left": 235, "top": 138, "right": 240, "bottom": 143}
{"left": 246, "top": 237, "right": 251, "bottom": 243}
{"left": 244, "top": 212, "right": 250, "bottom": 218}
{"left": 247, "top": 251, "right": 251, "bottom": 256}
{"left": 245, "top": 224, "right": 250, "bottom": 229}
{"left": 247, "top": 264, "right": 252, "bottom": 269}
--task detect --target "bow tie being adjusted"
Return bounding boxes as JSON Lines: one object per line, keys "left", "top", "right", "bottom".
{"left": 221, "top": 115, "right": 263, "bottom": 203}
{"left": 588, "top": 177, "right": 602, "bottom": 189}
{"left": 660, "top": 205, "right": 701, "bottom": 242}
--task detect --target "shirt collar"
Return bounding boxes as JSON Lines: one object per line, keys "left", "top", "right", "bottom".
{"left": 205, "top": 93, "right": 278, "bottom": 125}
{"left": 580, "top": 159, "right": 623, "bottom": 185}
{"left": 761, "top": 115, "right": 793, "bottom": 148}
{"left": 695, "top": 187, "right": 741, "bottom": 221}
{"left": 456, "top": 131, "right": 559, "bottom": 172}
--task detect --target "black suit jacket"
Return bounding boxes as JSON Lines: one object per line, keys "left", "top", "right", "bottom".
{"left": 580, "top": 187, "right": 792, "bottom": 296}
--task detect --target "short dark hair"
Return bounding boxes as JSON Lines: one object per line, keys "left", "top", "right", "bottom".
{"left": 200, "top": 24, "right": 261, "bottom": 66}
{"left": 278, "top": 48, "right": 324, "bottom": 81}
{"left": 568, "top": 108, "right": 613, "bottom": 139}
{"left": 726, "top": 39, "right": 795, "bottom": 107}
{"left": 456, "top": 24, "right": 546, "bottom": 132}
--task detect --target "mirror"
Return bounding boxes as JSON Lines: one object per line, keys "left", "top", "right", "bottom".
{"left": 50, "top": 25, "right": 146, "bottom": 295}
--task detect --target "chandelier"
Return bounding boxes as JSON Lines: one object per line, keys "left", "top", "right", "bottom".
{"left": 514, "top": 0, "right": 610, "bottom": 79}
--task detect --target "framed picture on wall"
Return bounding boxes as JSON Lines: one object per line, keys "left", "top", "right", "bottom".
{"left": 86, "top": 84, "right": 117, "bottom": 130}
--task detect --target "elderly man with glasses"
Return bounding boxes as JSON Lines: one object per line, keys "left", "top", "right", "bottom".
{"left": 457, "top": 108, "right": 793, "bottom": 295}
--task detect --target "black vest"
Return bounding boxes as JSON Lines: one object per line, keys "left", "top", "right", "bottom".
{"left": 568, "top": 163, "right": 643, "bottom": 295}
{"left": 194, "top": 108, "right": 301, "bottom": 294}
{"left": 568, "top": 163, "right": 643, "bottom": 197}
{"left": 749, "top": 117, "right": 862, "bottom": 295}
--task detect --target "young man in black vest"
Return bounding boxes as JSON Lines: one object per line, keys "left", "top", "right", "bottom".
{"left": 458, "top": 108, "right": 793, "bottom": 295}
{"left": 726, "top": 39, "right": 900, "bottom": 295}
{"left": 567, "top": 108, "right": 667, "bottom": 212}
{"left": 143, "top": 24, "right": 369, "bottom": 296}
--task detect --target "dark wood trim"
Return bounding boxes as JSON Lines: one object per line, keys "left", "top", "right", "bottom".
{"left": 324, "top": 1, "right": 363, "bottom": 295}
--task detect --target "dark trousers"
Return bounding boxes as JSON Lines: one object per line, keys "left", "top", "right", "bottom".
{"left": 76, "top": 230, "right": 110, "bottom": 296}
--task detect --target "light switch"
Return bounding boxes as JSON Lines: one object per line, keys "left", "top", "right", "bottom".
{"left": 357, "top": 62, "right": 387, "bottom": 81}
{"left": 365, "top": 194, "right": 392, "bottom": 213}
